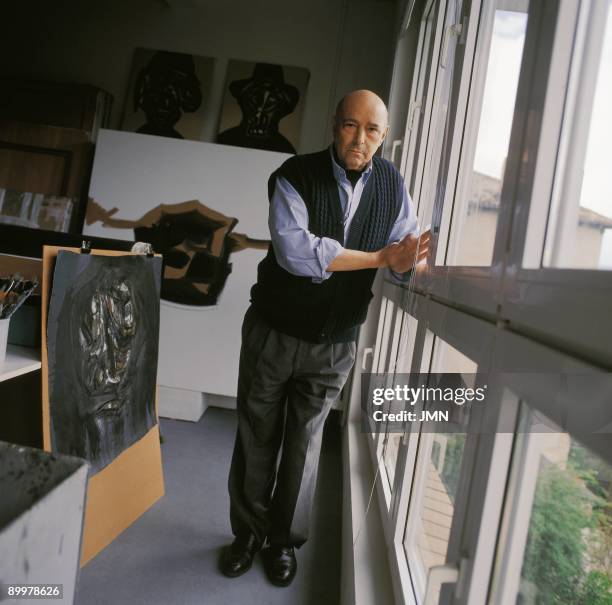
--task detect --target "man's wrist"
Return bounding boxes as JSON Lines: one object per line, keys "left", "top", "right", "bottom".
{"left": 374, "top": 249, "right": 387, "bottom": 269}
{"left": 376, "top": 242, "right": 400, "bottom": 269}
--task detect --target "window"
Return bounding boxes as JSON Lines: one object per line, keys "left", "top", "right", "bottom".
{"left": 402, "top": 336, "right": 477, "bottom": 601}
{"left": 382, "top": 311, "right": 418, "bottom": 490}
{"left": 370, "top": 293, "right": 417, "bottom": 508}
{"left": 402, "top": 0, "right": 445, "bottom": 199}
{"left": 490, "top": 406, "right": 612, "bottom": 604}
{"left": 367, "top": 296, "right": 396, "bottom": 442}
{"left": 542, "top": 0, "right": 612, "bottom": 270}
{"left": 445, "top": 0, "right": 529, "bottom": 266}
{"left": 349, "top": 0, "right": 612, "bottom": 603}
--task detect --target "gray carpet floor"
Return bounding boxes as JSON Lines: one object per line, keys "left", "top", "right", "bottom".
{"left": 76, "top": 407, "right": 342, "bottom": 605}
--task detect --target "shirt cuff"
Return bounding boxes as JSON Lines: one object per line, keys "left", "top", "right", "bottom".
{"left": 388, "top": 268, "right": 413, "bottom": 283}
{"left": 313, "top": 238, "right": 344, "bottom": 283}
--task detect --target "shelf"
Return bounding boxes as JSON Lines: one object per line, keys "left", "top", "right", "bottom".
{"left": 0, "top": 345, "right": 41, "bottom": 383}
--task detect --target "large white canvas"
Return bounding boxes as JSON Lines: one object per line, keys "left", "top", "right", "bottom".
{"left": 85, "top": 129, "right": 288, "bottom": 396}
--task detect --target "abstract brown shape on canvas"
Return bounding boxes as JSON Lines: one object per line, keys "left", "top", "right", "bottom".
{"left": 86, "top": 199, "right": 269, "bottom": 306}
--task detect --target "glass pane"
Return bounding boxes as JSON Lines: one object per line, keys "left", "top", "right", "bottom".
{"left": 374, "top": 298, "right": 396, "bottom": 373}
{"left": 366, "top": 298, "right": 393, "bottom": 439}
{"left": 403, "top": 337, "right": 477, "bottom": 597}
{"left": 430, "top": 335, "right": 478, "bottom": 375}
{"left": 373, "top": 299, "right": 402, "bottom": 455}
{"left": 375, "top": 300, "right": 399, "bottom": 432}
{"left": 383, "top": 433, "right": 401, "bottom": 490}
{"left": 493, "top": 408, "right": 612, "bottom": 604}
{"left": 543, "top": 0, "right": 612, "bottom": 269}
{"left": 413, "top": 8, "right": 458, "bottom": 230}
{"left": 444, "top": 1, "right": 529, "bottom": 266}
{"left": 414, "top": 432, "right": 466, "bottom": 569}
{"left": 382, "top": 312, "right": 419, "bottom": 489}
{"left": 405, "top": 2, "right": 438, "bottom": 196}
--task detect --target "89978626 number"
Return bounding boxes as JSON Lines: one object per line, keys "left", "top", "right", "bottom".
{"left": 1, "top": 584, "right": 63, "bottom": 599}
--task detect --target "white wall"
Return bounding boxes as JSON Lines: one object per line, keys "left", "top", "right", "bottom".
{"left": 1, "top": 0, "right": 397, "bottom": 153}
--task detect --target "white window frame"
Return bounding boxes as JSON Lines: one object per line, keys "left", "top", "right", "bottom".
{"left": 401, "top": 0, "right": 449, "bottom": 201}
{"left": 501, "top": 0, "right": 612, "bottom": 369}
{"left": 348, "top": 0, "right": 612, "bottom": 603}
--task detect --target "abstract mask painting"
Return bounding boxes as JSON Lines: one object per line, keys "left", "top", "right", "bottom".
{"left": 46, "top": 251, "right": 162, "bottom": 473}
{"left": 121, "top": 48, "right": 215, "bottom": 141}
{"left": 217, "top": 61, "right": 310, "bottom": 154}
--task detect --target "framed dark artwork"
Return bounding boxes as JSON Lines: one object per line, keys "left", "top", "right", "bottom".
{"left": 120, "top": 48, "right": 214, "bottom": 141}
{"left": 217, "top": 60, "right": 310, "bottom": 154}
{"left": 46, "top": 251, "right": 162, "bottom": 473}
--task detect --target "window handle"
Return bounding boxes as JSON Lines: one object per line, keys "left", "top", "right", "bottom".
{"left": 390, "top": 140, "right": 402, "bottom": 165}
{"left": 440, "top": 22, "right": 463, "bottom": 69}
{"left": 407, "top": 100, "right": 422, "bottom": 130}
{"left": 362, "top": 347, "right": 373, "bottom": 371}
{"left": 424, "top": 564, "right": 459, "bottom": 605}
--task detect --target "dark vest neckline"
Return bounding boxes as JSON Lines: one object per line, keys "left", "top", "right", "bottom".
{"left": 254, "top": 148, "right": 404, "bottom": 343}
{"left": 331, "top": 146, "right": 366, "bottom": 189}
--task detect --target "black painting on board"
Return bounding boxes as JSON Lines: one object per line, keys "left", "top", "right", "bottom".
{"left": 121, "top": 48, "right": 214, "bottom": 141}
{"left": 217, "top": 61, "right": 310, "bottom": 154}
{"left": 47, "top": 251, "right": 162, "bottom": 473}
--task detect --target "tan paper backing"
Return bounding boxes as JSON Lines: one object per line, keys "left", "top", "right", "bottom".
{"left": 41, "top": 245, "right": 164, "bottom": 566}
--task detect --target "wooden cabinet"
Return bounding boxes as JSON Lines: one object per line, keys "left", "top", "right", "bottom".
{"left": 0, "top": 80, "right": 113, "bottom": 233}
{"left": 0, "top": 79, "right": 112, "bottom": 141}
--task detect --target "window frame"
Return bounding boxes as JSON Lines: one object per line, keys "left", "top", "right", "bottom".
{"left": 350, "top": 0, "right": 612, "bottom": 602}
{"left": 501, "top": 0, "right": 612, "bottom": 369}
{"left": 401, "top": 0, "right": 450, "bottom": 203}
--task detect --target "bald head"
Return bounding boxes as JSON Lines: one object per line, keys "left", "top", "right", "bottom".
{"left": 335, "top": 90, "right": 389, "bottom": 125}
{"left": 332, "top": 90, "right": 389, "bottom": 171}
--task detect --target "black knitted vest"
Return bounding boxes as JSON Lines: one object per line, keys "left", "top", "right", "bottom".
{"left": 250, "top": 149, "right": 403, "bottom": 343}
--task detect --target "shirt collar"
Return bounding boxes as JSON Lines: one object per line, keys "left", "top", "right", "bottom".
{"left": 329, "top": 145, "right": 373, "bottom": 184}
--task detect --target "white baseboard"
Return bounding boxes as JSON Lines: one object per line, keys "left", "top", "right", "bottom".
{"left": 157, "top": 385, "right": 208, "bottom": 422}
{"left": 206, "top": 393, "right": 237, "bottom": 410}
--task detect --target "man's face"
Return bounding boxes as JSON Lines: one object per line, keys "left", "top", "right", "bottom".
{"left": 333, "top": 94, "right": 389, "bottom": 171}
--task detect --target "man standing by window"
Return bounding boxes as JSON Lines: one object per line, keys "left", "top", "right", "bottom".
{"left": 221, "top": 89, "right": 430, "bottom": 586}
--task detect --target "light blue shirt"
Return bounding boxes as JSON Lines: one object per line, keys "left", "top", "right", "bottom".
{"left": 269, "top": 147, "right": 418, "bottom": 283}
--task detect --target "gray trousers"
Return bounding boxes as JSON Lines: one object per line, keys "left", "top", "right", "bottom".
{"left": 228, "top": 305, "right": 356, "bottom": 548}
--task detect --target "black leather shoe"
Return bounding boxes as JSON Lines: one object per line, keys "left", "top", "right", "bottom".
{"left": 220, "top": 533, "right": 260, "bottom": 578}
{"left": 263, "top": 544, "right": 297, "bottom": 587}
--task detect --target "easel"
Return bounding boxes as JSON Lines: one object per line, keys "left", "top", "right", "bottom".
{"left": 41, "top": 244, "right": 164, "bottom": 565}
